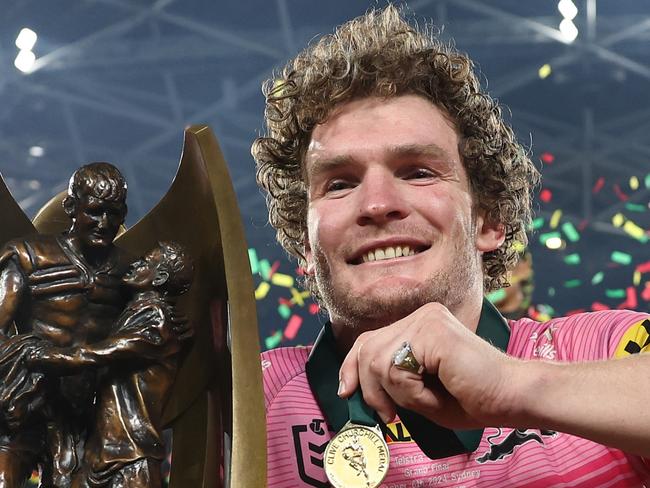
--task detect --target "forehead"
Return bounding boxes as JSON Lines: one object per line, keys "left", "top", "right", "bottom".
{"left": 305, "top": 95, "right": 461, "bottom": 173}
{"left": 79, "top": 196, "right": 125, "bottom": 210}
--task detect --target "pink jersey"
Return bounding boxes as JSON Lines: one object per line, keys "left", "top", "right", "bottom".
{"left": 263, "top": 310, "right": 650, "bottom": 487}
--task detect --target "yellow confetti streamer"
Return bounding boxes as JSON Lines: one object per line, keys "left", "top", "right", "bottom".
{"left": 630, "top": 176, "right": 639, "bottom": 190}
{"left": 634, "top": 271, "right": 641, "bottom": 286}
{"left": 271, "top": 273, "right": 294, "bottom": 288}
{"left": 550, "top": 209, "right": 562, "bottom": 229}
{"left": 254, "top": 282, "right": 271, "bottom": 300}
{"left": 612, "top": 213, "right": 625, "bottom": 227}
{"left": 290, "top": 287, "right": 304, "bottom": 306}
{"left": 623, "top": 220, "right": 645, "bottom": 240}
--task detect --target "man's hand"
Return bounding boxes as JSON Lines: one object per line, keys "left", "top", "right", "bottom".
{"left": 338, "top": 302, "right": 524, "bottom": 429}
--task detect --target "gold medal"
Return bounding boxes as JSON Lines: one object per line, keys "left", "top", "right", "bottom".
{"left": 324, "top": 421, "right": 390, "bottom": 488}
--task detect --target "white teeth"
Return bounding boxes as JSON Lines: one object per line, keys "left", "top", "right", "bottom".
{"left": 361, "top": 245, "right": 417, "bottom": 263}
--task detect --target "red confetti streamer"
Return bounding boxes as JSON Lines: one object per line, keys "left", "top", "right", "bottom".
{"left": 617, "top": 287, "right": 638, "bottom": 310}
{"left": 540, "top": 188, "right": 552, "bottom": 203}
{"left": 577, "top": 219, "right": 589, "bottom": 231}
{"left": 592, "top": 177, "right": 605, "bottom": 194}
{"left": 566, "top": 308, "right": 586, "bottom": 316}
{"left": 269, "top": 260, "right": 281, "bottom": 278}
{"left": 283, "top": 315, "right": 303, "bottom": 340}
{"left": 278, "top": 297, "right": 292, "bottom": 306}
{"left": 613, "top": 184, "right": 629, "bottom": 202}
{"left": 541, "top": 152, "right": 555, "bottom": 164}
{"left": 636, "top": 261, "right": 650, "bottom": 274}
{"left": 308, "top": 303, "right": 320, "bottom": 315}
{"left": 591, "top": 302, "right": 610, "bottom": 311}
{"left": 642, "top": 284, "right": 650, "bottom": 302}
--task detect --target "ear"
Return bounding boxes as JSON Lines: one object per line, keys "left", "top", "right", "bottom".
{"left": 152, "top": 270, "right": 169, "bottom": 287}
{"left": 304, "top": 238, "right": 315, "bottom": 276}
{"left": 475, "top": 212, "right": 506, "bottom": 253}
{"left": 62, "top": 196, "right": 76, "bottom": 218}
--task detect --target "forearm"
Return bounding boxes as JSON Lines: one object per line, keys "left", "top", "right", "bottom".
{"left": 511, "top": 355, "right": 650, "bottom": 457}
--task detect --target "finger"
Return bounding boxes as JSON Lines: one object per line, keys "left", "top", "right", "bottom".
{"left": 338, "top": 334, "right": 366, "bottom": 398}
{"left": 357, "top": 345, "right": 397, "bottom": 424}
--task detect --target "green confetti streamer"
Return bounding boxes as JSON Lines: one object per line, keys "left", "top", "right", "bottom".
{"left": 265, "top": 331, "right": 283, "bottom": 350}
{"left": 611, "top": 251, "right": 632, "bottom": 265}
{"left": 645, "top": 173, "right": 650, "bottom": 189}
{"left": 538, "top": 304, "right": 556, "bottom": 315}
{"left": 486, "top": 289, "right": 506, "bottom": 303}
{"left": 278, "top": 304, "right": 291, "bottom": 319}
{"left": 605, "top": 289, "right": 626, "bottom": 299}
{"left": 625, "top": 203, "right": 646, "bottom": 213}
{"left": 561, "top": 222, "right": 580, "bottom": 242}
{"left": 591, "top": 272, "right": 604, "bottom": 285}
{"left": 259, "top": 259, "right": 271, "bottom": 280}
{"left": 564, "top": 279, "right": 582, "bottom": 288}
{"left": 564, "top": 253, "right": 581, "bottom": 265}
{"left": 548, "top": 287, "right": 556, "bottom": 297}
{"left": 248, "top": 248, "right": 259, "bottom": 274}
{"left": 532, "top": 217, "right": 545, "bottom": 230}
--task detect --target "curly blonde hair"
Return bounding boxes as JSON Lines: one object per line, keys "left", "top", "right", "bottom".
{"left": 252, "top": 5, "right": 540, "bottom": 296}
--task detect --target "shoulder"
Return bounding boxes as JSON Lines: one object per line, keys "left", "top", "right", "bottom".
{"left": 508, "top": 310, "right": 649, "bottom": 360}
{"left": 261, "top": 346, "right": 312, "bottom": 409}
{"left": 0, "top": 234, "right": 59, "bottom": 271}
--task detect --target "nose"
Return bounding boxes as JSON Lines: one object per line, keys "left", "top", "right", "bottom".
{"left": 97, "top": 212, "right": 110, "bottom": 229}
{"left": 356, "top": 170, "right": 409, "bottom": 226}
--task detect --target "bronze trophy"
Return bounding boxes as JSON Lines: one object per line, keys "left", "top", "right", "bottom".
{"left": 0, "top": 126, "right": 265, "bottom": 488}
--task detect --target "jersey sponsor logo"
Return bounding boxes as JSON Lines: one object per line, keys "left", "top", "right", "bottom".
{"left": 615, "top": 318, "right": 650, "bottom": 358}
{"left": 476, "top": 428, "right": 556, "bottom": 464}
{"left": 382, "top": 420, "right": 413, "bottom": 444}
{"left": 291, "top": 418, "right": 333, "bottom": 487}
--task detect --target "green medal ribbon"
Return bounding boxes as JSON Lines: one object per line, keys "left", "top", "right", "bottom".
{"left": 305, "top": 299, "right": 511, "bottom": 459}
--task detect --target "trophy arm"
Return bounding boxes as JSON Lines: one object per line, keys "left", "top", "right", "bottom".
{"left": 115, "top": 125, "right": 265, "bottom": 488}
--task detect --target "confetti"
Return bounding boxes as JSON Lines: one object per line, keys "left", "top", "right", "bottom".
{"left": 634, "top": 271, "right": 642, "bottom": 286}
{"left": 642, "top": 284, "right": 650, "bottom": 301}
{"left": 539, "top": 231, "right": 561, "bottom": 245}
{"left": 248, "top": 248, "right": 259, "bottom": 274}
{"left": 636, "top": 261, "right": 650, "bottom": 274}
{"left": 290, "top": 287, "right": 305, "bottom": 306}
{"left": 623, "top": 220, "right": 648, "bottom": 242}
{"left": 540, "top": 188, "right": 553, "bottom": 203}
{"left": 591, "top": 302, "right": 610, "bottom": 311}
{"left": 605, "top": 289, "right": 626, "bottom": 299}
{"left": 611, "top": 213, "right": 625, "bottom": 227}
{"left": 278, "top": 304, "right": 291, "bottom": 320}
{"left": 550, "top": 209, "right": 562, "bottom": 229}
{"left": 259, "top": 259, "right": 271, "bottom": 281}
{"left": 564, "top": 253, "right": 581, "bottom": 265}
{"left": 284, "top": 315, "right": 303, "bottom": 340}
{"left": 630, "top": 176, "right": 639, "bottom": 190}
{"left": 645, "top": 173, "right": 650, "bottom": 189}
{"left": 531, "top": 217, "right": 545, "bottom": 230}
{"left": 613, "top": 184, "right": 629, "bottom": 201}
{"left": 271, "top": 273, "right": 294, "bottom": 288}
{"left": 308, "top": 303, "right": 320, "bottom": 314}
{"left": 540, "top": 152, "right": 554, "bottom": 164}
{"left": 592, "top": 176, "right": 605, "bottom": 194}
{"left": 265, "top": 331, "right": 283, "bottom": 350}
{"left": 564, "top": 279, "right": 582, "bottom": 288}
{"left": 486, "top": 289, "right": 506, "bottom": 303}
{"left": 254, "top": 282, "right": 271, "bottom": 300}
{"left": 625, "top": 203, "right": 646, "bottom": 212}
{"left": 611, "top": 251, "right": 632, "bottom": 265}
{"left": 561, "top": 222, "right": 580, "bottom": 242}
{"left": 591, "top": 272, "right": 604, "bottom": 285}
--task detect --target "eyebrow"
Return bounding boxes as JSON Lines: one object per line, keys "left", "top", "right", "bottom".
{"left": 306, "top": 142, "right": 458, "bottom": 182}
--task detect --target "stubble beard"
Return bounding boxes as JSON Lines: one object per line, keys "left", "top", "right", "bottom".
{"left": 312, "top": 233, "right": 481, "bottom": 331}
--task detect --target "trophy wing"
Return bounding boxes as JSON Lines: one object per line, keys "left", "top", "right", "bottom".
{"left": 0, "top": 171, "right": 37, "bottom": 245}
{"left": 116, "top": 125, "right": 265, "bottom": 488}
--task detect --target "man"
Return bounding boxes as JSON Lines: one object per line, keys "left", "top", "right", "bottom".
{"left": 28, "top": 241, "right": 193, "bottom": 488}
{"left": 253, "top": 6, "right": 650, "bottom": 487}
{"left": 0, "top": 163, "right": 132, "bottom": 487}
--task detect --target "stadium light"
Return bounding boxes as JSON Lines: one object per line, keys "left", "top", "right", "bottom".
{"left": 14, "top": 50, "right": 36, "bottom": 73}
{"left": 557, "top": 0, "right": 578, "bottom": 21}
{"left": 15, "top": 28, "right": 37, "bottom": 51}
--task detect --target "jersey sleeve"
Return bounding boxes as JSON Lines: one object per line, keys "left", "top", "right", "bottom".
{"left": 261, "top": 346, "right": 311, "bottom": 411}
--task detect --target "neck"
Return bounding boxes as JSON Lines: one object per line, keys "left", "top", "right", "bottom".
{"left": 330, "top": 291, "right": 485, "bottom": 355}
{"left": 132, "top": 289, "right": 163, "bottom": 302}
{"left": 65, "top": 234, "right": 111, "bottom": 267}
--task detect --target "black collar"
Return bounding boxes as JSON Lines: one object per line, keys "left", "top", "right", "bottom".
{"left": 305, "top": 299, "right": 510, "bottom": 459}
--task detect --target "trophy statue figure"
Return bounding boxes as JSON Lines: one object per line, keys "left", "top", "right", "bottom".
{"left": 0, "top": 126, "right": 267, "bottom": 488}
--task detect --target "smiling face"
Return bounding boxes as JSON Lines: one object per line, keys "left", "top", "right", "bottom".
{"left": 304, "top": 95, "right": 504, "bottom": 330}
